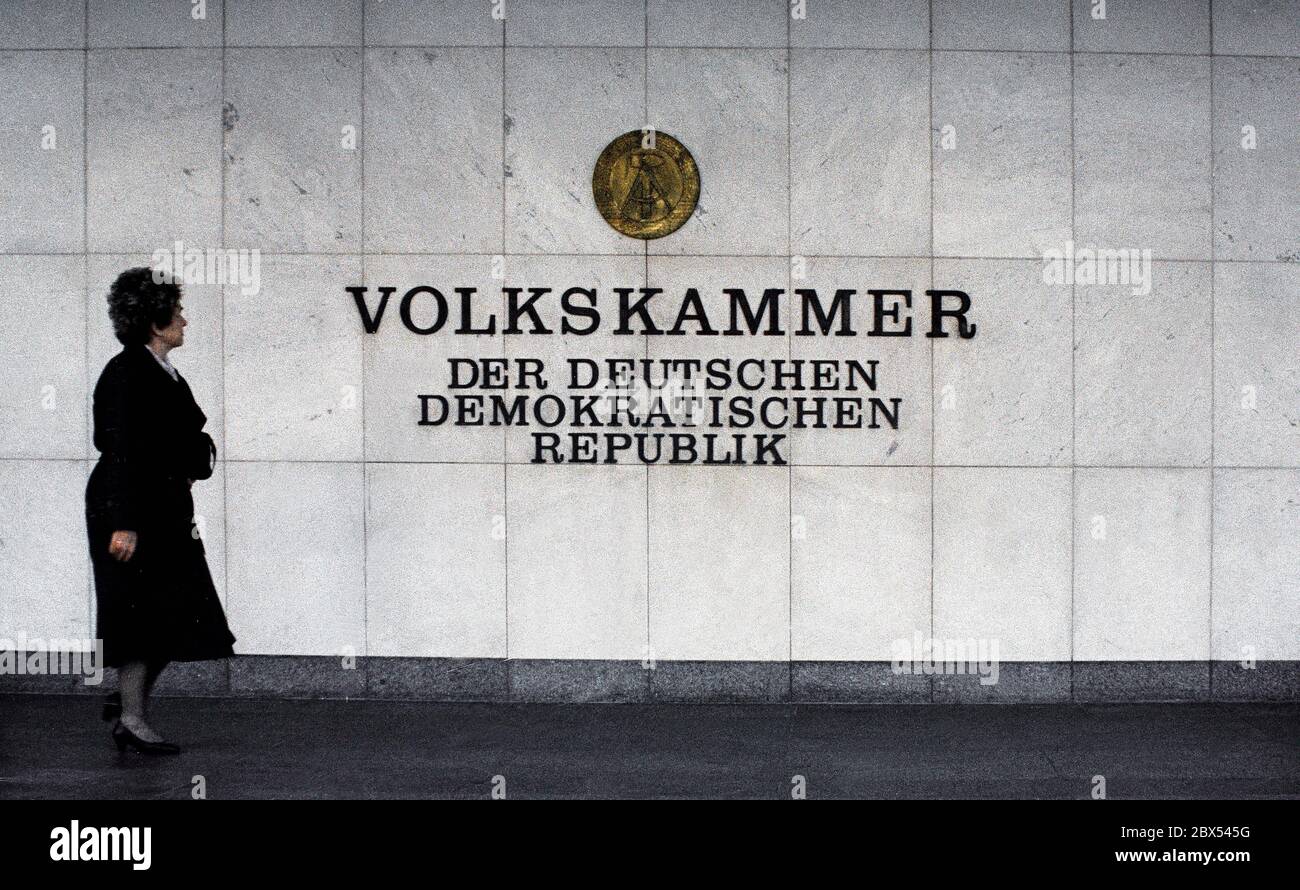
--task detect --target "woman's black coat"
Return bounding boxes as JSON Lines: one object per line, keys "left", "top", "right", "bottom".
{"left": 85, "top": 343, "right": 236, "bottom": 668}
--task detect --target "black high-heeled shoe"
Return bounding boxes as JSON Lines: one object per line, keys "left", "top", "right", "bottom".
{"left": 111, "top": 719, "right": 181, "bottom": 756}
{"left": 101, "top": 692, "right": 121, "bottom": 722}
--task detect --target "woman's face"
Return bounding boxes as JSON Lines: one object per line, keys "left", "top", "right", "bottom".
{"left": 152, "top": 302, "right": 187, "bottom": 348}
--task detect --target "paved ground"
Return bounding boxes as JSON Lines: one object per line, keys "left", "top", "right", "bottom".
{"left": 0, "top": 694, "right": 1295, "bottom": 799}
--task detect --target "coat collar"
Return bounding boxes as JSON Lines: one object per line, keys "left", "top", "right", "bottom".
{"left": 129, "top": 342, "right": 181, "bottom": 383}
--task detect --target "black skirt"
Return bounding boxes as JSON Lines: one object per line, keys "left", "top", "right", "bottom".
{"left": 87, "top": 467, "right": 236, "bottom": 669}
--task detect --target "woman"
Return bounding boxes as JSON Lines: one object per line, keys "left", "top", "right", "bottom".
{"left": 86, "top": 266, "right": 236, "bottom": 756}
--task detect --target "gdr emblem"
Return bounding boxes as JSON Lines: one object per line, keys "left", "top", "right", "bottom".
{"left": 592, "top": 129, "right": 700, "bottom": 240}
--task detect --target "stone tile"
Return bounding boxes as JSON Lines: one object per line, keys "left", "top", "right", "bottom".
{"left": 791, "top": 49, "right": 928, "bottom": 256}
{"left": 1213, "top": 263, "right": 1300, "bottom": 466}
{"left": 87, "top": 49, "right": 221, "bottom": 252}
{"left": 365, "top": 47, "right": 502, "bottom": 253}
{"left": 86, "top": 253, "right": 226, "bottom": 459}
{"left": 505, "top": 48, "right": 642, "bottom": 255}
{"left": 933, "top": 468, "right": 1072, "bottom": 661}
{"left": 1074, "top": 262, "right": 1212, "bottom": 466}
{"left": 230, "top": 655, "right": 367, "bottom": 697}
{"left": 0, "top": 666, "right": 79, "bottom": 695}
{"left": 1074, "top": 469, "right": 1212, "bottom": 660}
{"left": 790, "top": 0, "right": 930, "bottom": 49}
{"left": 649, "top": 660, "right": 790, "bottom": 702}
{"left": 932, "top": 662, "right": 1070, "bottom": 703}
{"left": 88, "top": 0, "right": 223, "bottom": 47}
{"left": 225, "top": 462, "right": 366, "bottom": 656}
{"left": 0, "top": 460, "right": 91, "bottom": 645}
{"left": 933, "top": 0, "right": 1070, "bottom": 51}
{"left": 789, "top": 258, "right": 932, "bottom": 465}
{"left": 1073, "top": 661, "right": 1210, "bottom": 702}
{"left": 648, "top": 0, "right": 786, "bottom": 47}
{"left": 224, "top": 255, "right": 363, "bottom": 461}
{"left": 152, "top": 659, "right": 229, "bottom": 696}
{"left": 0, "top": 257, "right": 85, "bottom": 459}
{"left": 509, "top": 659, "right": 650, "bottom": 702}
{"left": 506, "top": 464, "right": 647, "bottom": 660}
{"left": 361, "top": 254, "right": 505, "bottom": 462}
{"left": 933, "top": 51, "right": 1071, "bottom": 258}
{"left": 1211, "top": 660, "right": 1300, "bottom": 702}
{"left": 366, "top": 463, "right": 505, "bottom": 657}
{"left": 367, "top": 656, "right": 507, "bottom": 700}
{"left": 1074, "top": 54, "right": 1211, "bottom": 261}
{"left": 226, "top": 0, "right": 363, "bottom": 46}
{"left": 648, "top": 467, "right": 789, "bottom": 660}
{"left": 0, "top": 1, "right": 85, "bottom": 49}
{"left": 791, "top": 467, "right": 930, "bottom": 660}
{"left": 0, "top": 51, "right": 83, "bottom": 252}
{"left": 225, "top": 49, "right": 362, "bottom": 252}
{"left": 364, "top": 0, "right": 502, "bottom": 46}
{"left": 1213, "top": 58, "right": 1300, "bottom": 262}
{"left": 73, "top": 664, "right": 111, "bottom": 696}
{"left": 932, "top": 259, "right": 1072, "bottom": 466}
{"left": 1212, "top": 0, "right": 1300, "bottom": 57}
{"left": 506, "top": 0, "right": 645, "bottom": 46}
{"left": 1213, "top": 470, "right": 1299, "bottom": 661}
{"left": 791, "top": 661, "right": 931, "bottom": 702}
{"left": 1072, "top": 0, "right": 1210, "bottom": 54}
{"left": 502, "top": 255, "right": 645, "bottom": 462}
{"left": 649, "top": 48, "right": 788, "bottom": 255}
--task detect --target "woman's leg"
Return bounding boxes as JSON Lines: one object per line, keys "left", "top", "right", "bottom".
{"left": 118, "top": 661, "right": 147, "bottom": 718}
{"left": 117, "top": 661, "right": 165, "bottom": 742}
{"left": 143, "top": 659, "right": 169, "bottom": 714}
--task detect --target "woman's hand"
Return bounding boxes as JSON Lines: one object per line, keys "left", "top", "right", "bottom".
{"left": 108, "top": 530, "right": 138, "bottom": 562}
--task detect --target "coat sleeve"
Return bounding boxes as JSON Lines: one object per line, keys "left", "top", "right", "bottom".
{"left": 181, "top": 431, "right": 217, "bottom": 481}
{"left": 174, "top": 378, "right": 216, "bottom": 481}
{"left": 95, "top": 361, "right": 146, "bottom": 532}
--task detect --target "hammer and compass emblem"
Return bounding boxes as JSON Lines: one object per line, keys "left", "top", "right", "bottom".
{"left": 592, "top": 129, "right": 700, "bottom": 240}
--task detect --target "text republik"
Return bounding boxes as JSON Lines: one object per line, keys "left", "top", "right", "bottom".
{"left": 345, "top": 285, "right": 977, "bottom": 339}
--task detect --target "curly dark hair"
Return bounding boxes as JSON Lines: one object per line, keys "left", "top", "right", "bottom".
{"left": 107, "top": 266, "right": 182, "bottom": 346}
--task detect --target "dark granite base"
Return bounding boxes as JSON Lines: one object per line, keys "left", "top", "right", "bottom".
{"left": 933, "top": 661, "right": 1071, "bottom": 703}
{"left": 0, "top": 670, "right": 82, "bottom": 694}
{"left": 649, "top": 660, "right": 790, "bottom": 702}
{"left": 368, "top": 657, "right": 506, "bottom": 701}
{"left": 792, "top": 661, "right": 930, "bottom": 702}
{"left": 509, "top": 659, "right": 649, "bottom": 702}
{"left": 152, "top": 659, "right": 230, "bottom": 696}
{"left": 1212, "top": 660, "right": 1300, "bottom": 702}
{"left": 1074, "top": 661, "right": 1210, "bottom": 703}
{"left": 2, "top": 654, "right": 1297, "bottom": 703}
{"left": 229, "top": 655, "right": 366, "bottom": 698}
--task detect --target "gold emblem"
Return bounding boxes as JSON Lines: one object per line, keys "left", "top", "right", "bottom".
{"left": 592, "top": 130, "right": 699, "bottom": 240}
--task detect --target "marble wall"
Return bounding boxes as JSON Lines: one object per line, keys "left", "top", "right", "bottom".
{"left": 0, "top": 0, "right": 1296, "bottom": 700}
